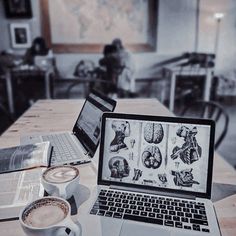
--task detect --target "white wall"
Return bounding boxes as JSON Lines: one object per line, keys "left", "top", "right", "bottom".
{"left": 198, "top": 0, "right": 236, "bottom": 74}
{"left": 0, "top": 0, "right": 235, "bottom": 76}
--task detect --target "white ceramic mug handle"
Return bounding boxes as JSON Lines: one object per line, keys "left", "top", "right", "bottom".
{"left": 57, "top": 218, "right": 82, "bottom": 236}
{"left": 57, "top": 185, "right": 67, "bottom": 199}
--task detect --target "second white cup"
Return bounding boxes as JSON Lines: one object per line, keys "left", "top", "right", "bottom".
{"left": 42, "top": 165, "right": 80, "bottom": 199}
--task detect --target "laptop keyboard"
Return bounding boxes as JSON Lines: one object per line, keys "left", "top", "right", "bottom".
{"left": 42, "top": 133, "right": 83, "bottom": 164}
{"left": 90, "top": 189, "right": 210, "bottom": 233}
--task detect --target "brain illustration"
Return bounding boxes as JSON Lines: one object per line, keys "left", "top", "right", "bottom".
{"left": 142, "top": 145, "right": 162, "bottom": 169}
{"left": 144, "top": 123, "right": 164, "bottom": 144}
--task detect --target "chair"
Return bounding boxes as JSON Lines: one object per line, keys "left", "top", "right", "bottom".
{"left": 180, "top": 100, "right": 229, "bottom": 149}
{"left": 0, "top": 102, "right": 14, "bottom": 135}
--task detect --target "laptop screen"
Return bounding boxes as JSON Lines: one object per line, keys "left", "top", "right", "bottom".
{"left": 72, "top": 90, "right": 116, "bottom": 157}
{"left": 98, "top": 113, "right": 215, "bottom": 199}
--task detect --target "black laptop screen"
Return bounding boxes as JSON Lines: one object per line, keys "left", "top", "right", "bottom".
{"left": 98, "top": 113, "right": 215, "bottom": 199}
{"left": 73, "top": 90, "right": 116, "bottom": 157}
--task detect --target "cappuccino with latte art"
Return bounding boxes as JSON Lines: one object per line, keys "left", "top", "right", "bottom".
{"left": 42, "top": 165, "right": 80, "bottom": 199}
{"left": 43, "top": 166, "right": 78, "bottom": 184}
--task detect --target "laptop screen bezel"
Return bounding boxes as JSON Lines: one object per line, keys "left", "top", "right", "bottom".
{"left": 72, "top": 90, "right": 116, "bottom": 157}
{"left": 98, "top": 112, "right": 215, "bottom": 199}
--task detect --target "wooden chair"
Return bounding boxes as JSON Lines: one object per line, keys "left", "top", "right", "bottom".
{"left": 180, "top": 100, "right": 229, "bottom": 149}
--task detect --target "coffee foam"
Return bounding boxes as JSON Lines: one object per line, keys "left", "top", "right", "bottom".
{"left": 22, "top": 198, "right": 68, "bottom": 228}
{"left": 43, "top": 166, "right": 78, "bottom": 184}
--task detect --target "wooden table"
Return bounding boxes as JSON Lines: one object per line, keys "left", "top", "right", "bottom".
{"left": 4, "top": 67, "right": 54, "bottom": 115}
{"left": 0, "top": 99, "right": 236, "bottom": 236}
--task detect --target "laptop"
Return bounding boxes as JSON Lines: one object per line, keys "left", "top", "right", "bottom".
{"left": 86, "top": 113, "right": 221, "bottom": 236}
{"left": 21, "top": 90, "right": 116, "bottom": 166}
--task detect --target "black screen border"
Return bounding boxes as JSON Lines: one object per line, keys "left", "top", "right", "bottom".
{"left": 72, "top": 90, "right": 116, "bottom": 157}
{"left": 98, "top": 112, "right": 215, "bottom": 199}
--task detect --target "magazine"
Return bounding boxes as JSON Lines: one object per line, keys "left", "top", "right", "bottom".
{"left": 0, "top": 142, "right": 52, "bottom": 174}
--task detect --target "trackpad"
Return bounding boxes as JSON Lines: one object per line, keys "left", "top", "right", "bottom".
{"left": 120, "top": 221, "right": 171, "bottom": 236}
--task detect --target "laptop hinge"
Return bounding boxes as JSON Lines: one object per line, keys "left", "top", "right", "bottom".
{"left": 110, "top": 185, "right": 196, "bottom": 200}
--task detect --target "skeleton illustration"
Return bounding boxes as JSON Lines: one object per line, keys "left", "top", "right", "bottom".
{"left": 171, "top": 168, "right": 199, "bottom": 187}
{"left": 132, "top": 168, "right": 142, "bottom": 181}
{"left": 110, "top": 121, "right": 130, "bottom": 152}
{"left": 108, "top": 156, "right": 130, "bottom": 179}
{"left": 130, "top": 139, "right": 135, "bottom": 148}
{"left": 158, "top": 173, "right": 167, "bottom": 186}
{"left": 144, "top": 123, "right": 164, "bottom": 144}
{"left": 142, "top": 145, "right": 162, "bottom": 169}
{"left": 171, "top": 126, "right": 202, "bottom": 165}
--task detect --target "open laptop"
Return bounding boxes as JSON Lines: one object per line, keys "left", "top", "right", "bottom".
{"left": 21, "top": 90, "right": 116, "bottom": 166}
{"left": 86, "top": 113, "right": 221, "bottom": 236}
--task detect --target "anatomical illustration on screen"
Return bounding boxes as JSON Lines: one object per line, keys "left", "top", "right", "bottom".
{"left": 102, "top": 118, "right": 211, "bottom": 194}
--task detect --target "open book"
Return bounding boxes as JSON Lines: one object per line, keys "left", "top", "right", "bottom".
{"left": 0, "top": 142, "right": 52, "bottom": 174}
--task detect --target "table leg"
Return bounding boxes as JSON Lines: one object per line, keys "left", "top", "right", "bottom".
{"left": 204, "top": 68, "right": 212, "bottom": 101}
{"left": 169, "top": 72, "right": 176, "bottom": 112}
{"left": 5, "top": 70, "right": 14, "bottom": 115}
{"left": 45, "top": 69, "right": 52, "bottom": 99}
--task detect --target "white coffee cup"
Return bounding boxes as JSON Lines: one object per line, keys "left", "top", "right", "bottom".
{"left": 19, "top": 196, "right": 82, "bottom": 236}
{"left": 42, "top": 165, "right": 80, "bottom": 199}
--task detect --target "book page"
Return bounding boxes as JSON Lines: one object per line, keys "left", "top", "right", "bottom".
{"left": 0, "top": 168, "right": 45, "bottom": 210}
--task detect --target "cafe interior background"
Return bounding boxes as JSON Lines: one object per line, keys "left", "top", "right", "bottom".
{"left": 0, "top": 0, "right": 236, "bottom": 168}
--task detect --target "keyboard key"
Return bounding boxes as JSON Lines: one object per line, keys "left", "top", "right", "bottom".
{"left": 167, "top": 206, "right": 174, "bottom": 210}
{"left": 169, "top": 211, "right": 176, "bottom": 215}
{"left": 148, "top": 212, "right": 155, "bottom": 218}
{"left": 164, "top": 220, "right": 174, "bottom": 227}
{"left": 140, "top": 211, "right": 148, "bottom": 217}
{"left": 90, "top": 209, "right": 98, "bottom": 215}
{"left": 161, "top": 210, "right": 168, "bottom": 214}
{"left": 193, "top": 224, "right": 201, "bottom": 231}
{"left": 97, "top": 210, "right": 105, "bottom": 216}
{"left": 113, "top": 213, "right": 123, "bottom": 218}
{"left": 153, "top": 208, "right": 160, "bottom": 213}
{"left": 123, "top": 214, "right": 163, "bottom": 225}
{"left": 202, "top": 228, "right": 210, "bottom": 233}
{"left": 190, "top": 219, "right": 208, "bottom": 226}
{"left": 133, "top": 210, "right": 140, "bottom": 215}
{"left": 181, "top": 217, "right": 189, "bottom": 223}
{"left": 125, "top": 209, "right": 132, "bottom": 214}
{"left": 194, "top": 214, "right": 207, "bottom": 221}
{"left": 98, "top": 205, "right": 109, "bottom": 211}
{"left": 105, "top": 211, "right": 113, "bottom": 217}
{"left": 199, "top": 210, "right": 206, "bottom": 215}
{"left": 145, "top": 207, "right": 152, "bottom": 212}
{"left": 173, "top": 216, "right": 180, "bottom": 221}
{"left": 165, "top": 215, "right": 172, "bottom": 220}
{"left": 110, "top": 207, "right": 116, "bottom": 212}
{"left": 177, "top": 212, "right": 184, "bottom": 217}
{"left": 144, "top": 202, "right": 151, "bottom": 207}
{"left": 175, "top": 222, "right": 183, "bottom": 228}
{"left": 184, "top": 225, "right": 191, "bottom": 230}
{"left": 160, "top": 205, "right": 166, "bottom": 209}
{"left": 130, "top": 205, "right": 137, "bottom": 210}
{"left": 191, "top": 209, "right": 198, "bottom": 214}
{"left": 156, "top": 214, "right": 163, "bottom": 219}
{"left": 185, "top": 213, "right": 192, "bottom": 218}
{"left": 117, "top": 208, "right": 124, "bottom": 213}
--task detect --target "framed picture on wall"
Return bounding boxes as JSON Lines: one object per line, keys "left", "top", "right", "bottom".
{"left": 41, "top": 0, "right": 158, "bottom": 53}
{"left": 4, "top": 0, "right": 32, "bottom": 19}
{"left": 10, "top": 23, "right": 31, "bottom": 49}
